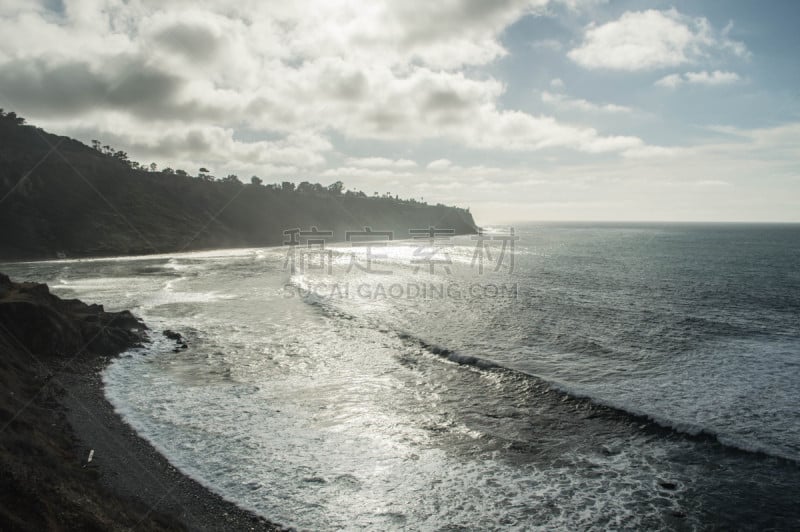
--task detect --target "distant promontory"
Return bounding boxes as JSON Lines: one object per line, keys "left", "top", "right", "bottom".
{"left": 0, "top": 111, "right": 477, "bottom": 261}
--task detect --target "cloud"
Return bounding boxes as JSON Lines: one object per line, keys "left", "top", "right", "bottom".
{"left": 0, "top": 56, "right": 189, "bottom": 118}
{"left": 459, "top": 108, "right": 646, "bottom": 153}
{"left": 150, "top": 20, "right": 224, "bottom": 64}
{"left": 320, "top": 166, "right": 415, "bottom": 181}
{"left": 0, "top": 0, "right": 654, "bottom": 172}
{"left": 621, "top": 145, "right": 680, "bottom": 159}
{"left": 558, "top": 0, "right": 609, "bottom": 11}
{"left": 655, "top": 70, "right": 741, "bottom": 88}
{"left": 654, "top": 74, "right": 683, "bottom": 89}
{"left": 541, "top": 91, "right": 633, "bottom": 113}
{"left": 568, "top": 8, "right": 748, "bottom": 71}
{"left": 345, "top": 157, "right": 418, "bottom": 168}
{"left": 427, "top": 159, "right": 453, "bottom": 170}
{"left": 467, "top": 123, "right": 800, "bottom": 223}
{"left": 694, "top": 180, "right": 731, "bottom": 187}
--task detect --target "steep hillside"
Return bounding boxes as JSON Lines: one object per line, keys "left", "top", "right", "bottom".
{"left": 0, "top": 114, "right": 477, "bottom": 260}
{"left": 0, "top": 272, "right": 279, "bottom": 530}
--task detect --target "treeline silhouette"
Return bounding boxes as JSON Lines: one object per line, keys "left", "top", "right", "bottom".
{"left": 86, "top": 137, "right": 439, "bottom": 205}
{"left": 0, "top": 110, "right": 476, "bottom": 260}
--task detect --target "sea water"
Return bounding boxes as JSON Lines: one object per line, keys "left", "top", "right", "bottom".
{"left": 4, "top": 223, "right": 799, "bottom": 530}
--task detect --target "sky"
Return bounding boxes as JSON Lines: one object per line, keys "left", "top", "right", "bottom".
{"left": 0, "top": 0, "right": 798, "bottom": 223}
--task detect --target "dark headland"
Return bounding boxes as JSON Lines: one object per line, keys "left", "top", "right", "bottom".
{"left": 0, "top": 272, "right": 282, "bottom": 530}
{"left": 0, "top": 111, "right": 477, "bottom": 262}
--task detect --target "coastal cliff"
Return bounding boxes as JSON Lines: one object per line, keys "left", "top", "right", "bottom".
{"left": 0, "top": 273, "right": 277, "bottom": 530}
{"left": 0, "top": 115, "right": 477, "bottom": 261}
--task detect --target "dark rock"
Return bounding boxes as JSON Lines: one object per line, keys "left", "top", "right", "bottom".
{"left": 0, "top": 271, "right": 280, "bottom": 531}
{"left": 0, "top": 273, "right": 147, "bottom": 359}
{"left": 114, "top": 310, "right": 146, "bottom": 330}
{"left": 659, "top": 481, "right": 678, "bottom": 490}
{"left": 163, "top": 330, "right": 183, "bottom": 342}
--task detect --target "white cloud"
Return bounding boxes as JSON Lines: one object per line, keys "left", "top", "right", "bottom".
{"left": 655, "top": 70, "right": 741, "bottom": 88}
{"left": 456, "top": 108, "right": 646, "bottom": 153}
{"left": 682, "top": 69, "right": 741, "bottom": 86}
{"left": 344, "top": 157, "right": 418, "bottom": 168}
{"left": 467, "top": 123, "right": 800, "bottom": 223}
{"left": 0, "top": 0, "right": 656, "bottom": 176}
{"left": 320, "top": 167, "right": 415, "bottom": 180}
{"left": 427, "top": 159, "right": 453, "bottom": 170}
{"left": 621, "top": 145, "right": 681, "bottom": 159}
{"left": 568, "top": 8, "right": 748, "bottom": 71}
{"left": 316, "top": 123, "right": 800, "bottom": 223}
{"left": 695, "top": 180, "right": 731, "bottom": 187}
{"left": 541, "top": 91, "right": 633, "bottom": 113}
{"left": 653, "top": 73, "right": 683, "bottom": 89}
{"left": 556, "top": 0, "right": 609, "bottom": 12}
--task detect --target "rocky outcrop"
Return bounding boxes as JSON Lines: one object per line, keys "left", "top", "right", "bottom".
{"left": 0, "top": 272, "right": 147, "bottom": 358}
{"left": 0, "top": 273, "right": 280, "bottom": 531}
{"left": 0, "top": 273, "right": 161, "bottom": 531}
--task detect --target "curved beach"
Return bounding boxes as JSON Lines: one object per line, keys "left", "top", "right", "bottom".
{"left": 0, "top": 272, "right": 281, "bottom": 531}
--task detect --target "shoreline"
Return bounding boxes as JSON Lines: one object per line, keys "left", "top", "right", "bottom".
{"left": 0, "top": 229, "right": 480, "bottom": 265}
{"left": 60, "top": 355, "right": 281, "bottom": 531}
{"left": 0, "top": 272, "right": 283, "bottom": 530}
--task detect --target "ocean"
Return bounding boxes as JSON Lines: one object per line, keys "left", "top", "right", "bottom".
{"left": 3, "top": 223, "right": 799, "bottom": 530}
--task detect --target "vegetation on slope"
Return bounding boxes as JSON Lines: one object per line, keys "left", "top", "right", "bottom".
{"left": 0, "top": 110, "right": 477, "bottom": 260}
